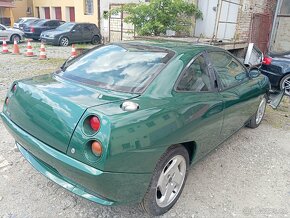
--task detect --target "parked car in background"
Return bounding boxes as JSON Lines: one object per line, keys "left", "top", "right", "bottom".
{"left": 1, "top": 41, "right": 283, "bottom": 216}
{"left": 40, "top": 22, "right": 102, "bottom": 46}
{"left": 23, "top": 19, "right": 65, "bottom": 40}
{"left": 13, "top": 17, "right": 38, "bottom": 29}
{"left": 0, "top": 24, "right": 24, "bottom": 43}
{"left": 260, "top": 53, "right": 290, "bottom": 96}
{"left": 19, "top": 18, "right": 40, "bottom": 31}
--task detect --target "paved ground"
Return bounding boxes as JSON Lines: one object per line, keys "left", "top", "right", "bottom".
{"left": 0, "top": 42, "right": 290, "bottom": 218}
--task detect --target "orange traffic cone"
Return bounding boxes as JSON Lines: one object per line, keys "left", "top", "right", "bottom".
{"left": 39, "top": 42, "right": 47, "bottom": 60}
{"left": 24, "top": 40, "right": 36, "bottom": 57}
{"left": 39, "top": 41, "right": 45, "bottom": 51}
{"left": 71, "top": 44, "right": 77, "bottom": 58}
{"left": 2, "top": 39, "right": 10, "bottom": 54}
{"left": 12, "top": 40, "right": 20, "bottom": 55}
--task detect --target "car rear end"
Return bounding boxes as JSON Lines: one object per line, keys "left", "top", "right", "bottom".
{"left": 23, "top": 20, "right": 46, "bottom": 39}
{"left": 1, "top": 74, "right": 150, "bottom": 204}
{"left": 260, "top": 56, "right": 287, "bottom": 88}
{"left": 1, "top": 43, "right": 176, "bottom": 205}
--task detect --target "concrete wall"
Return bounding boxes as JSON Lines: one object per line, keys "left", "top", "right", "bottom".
{"left": 33, "top": 0, "right": 99, "bottom": 25}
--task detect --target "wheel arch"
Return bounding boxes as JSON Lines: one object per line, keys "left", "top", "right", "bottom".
{"left": 10, "top": 34, "right": 21, "bottom": 42}
{"left": 58, "top": 35, "right": 70, "bottom": 45}
{"left": 165, "top": 141, "right": 197, "bottom": 165}
{"left": 279, "top": 72, "right": 290, "bottom": 86}
{"left": 180, "top": 141, "right": 197, "bottom": 164}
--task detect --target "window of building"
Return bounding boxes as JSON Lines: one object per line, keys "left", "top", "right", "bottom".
{"left": 84, "top": 0, "right": 94, "bottom": 15}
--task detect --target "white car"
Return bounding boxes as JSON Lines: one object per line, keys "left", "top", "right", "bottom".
{"left": 0, "top": 24, "right": 24, "bottom": 43}
{"left": 13, "top": 17, "right": 38, "bottom": 29}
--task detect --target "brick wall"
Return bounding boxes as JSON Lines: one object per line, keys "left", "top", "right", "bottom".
{"left": 235, "top": 0, "right": 277, "bottom": 42}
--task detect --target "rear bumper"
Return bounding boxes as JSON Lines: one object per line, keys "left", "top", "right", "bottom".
{"left": 260, "top": 68, "right": 282, "bottom": 87}
{"left": 0, "top": 112, "right": 151, "bottom": 205}
{"left": 24, "top": 33, "right": 40, "bottom": 39}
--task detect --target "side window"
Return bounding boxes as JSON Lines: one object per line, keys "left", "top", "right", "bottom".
{"left": 84, "top": 25, "right": 91, "bottom": 32}
{"left": 177, "top": 54, "right": 212, "bottom": 92}
{"left": 208, "top": 52, "right": 248, "bottom": 89}
{"left": 0, "top": 25, "right": 5, "bottom": 31}
{"left": 73, "top": 25, "right": 82, "bottom": 32}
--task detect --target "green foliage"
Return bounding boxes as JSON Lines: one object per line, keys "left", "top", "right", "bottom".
{"left": 104, "top": 0, "right": 202, "bottom": 36}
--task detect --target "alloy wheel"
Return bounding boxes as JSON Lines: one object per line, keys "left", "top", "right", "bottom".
{"left": 256, "top": 97, "right": 266, "bottom": 125}
{"left": 156, "top": 155, "right": 186, "bottom": 208}
{"left": 281, "top": 75, "right": 290, "bottom": 96}
{"left": 12, "top": 35, "right": 20, "bottom": 43}
{"left": 60, "top": 37, "right": 69, "bottom": 46}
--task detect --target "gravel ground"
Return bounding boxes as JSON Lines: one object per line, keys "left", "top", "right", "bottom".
{"left": 0, "top": 43, "right": 290, "bottom": 218}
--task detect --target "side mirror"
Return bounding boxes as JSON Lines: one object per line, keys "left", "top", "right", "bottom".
{"left": 249, "top": 69, "right": 261, "bottom": 79}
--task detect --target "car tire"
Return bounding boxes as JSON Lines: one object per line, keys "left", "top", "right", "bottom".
{"left": 10, "top": 34, "right": 21, "bottom": 43}
{"left": 280, "top": 74, "right": 290, "bottom": 96}
{"left": 247, "top": 95, "right": 267, "bottom": 129}
{"left": 141, "top": 145, "right": 189, "bottom": 216}
{"left": 59, "top": 37, "right": 70, "bottom": 47}
{"left": 91, "top": 35, "right": 101, "bottom": 45}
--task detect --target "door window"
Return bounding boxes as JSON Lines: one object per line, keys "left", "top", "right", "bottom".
{"left": 176, "top": 54, "right": 212, "bottom": 92}
{"left": 73, "top": 25, "right": 82, "bottom": 32}
{"left": 208, "top": 52, "right": 248, "bottom": 89}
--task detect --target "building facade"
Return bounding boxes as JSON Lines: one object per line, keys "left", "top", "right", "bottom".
{"left": 0, "top": 0, "right": 15, "bottom": 26}
{"left": 195, "top": 0, "right": 277, "bottom": 53}
{"left": 33, "top": 0, "right": 100, "bottom": 25}
{"left": 12, "top": 0, "right": 34, "bottom": 22}
{"left": 270, "top": 0, "right": 290, "bottom": 52}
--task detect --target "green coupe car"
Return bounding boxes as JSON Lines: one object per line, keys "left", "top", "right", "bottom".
{"left": 0, "top": 41, "right": 279, "bottom": 215}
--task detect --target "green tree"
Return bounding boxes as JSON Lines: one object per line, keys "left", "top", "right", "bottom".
{"left": 105, "top": 0, "right": 202, "bottom": 36}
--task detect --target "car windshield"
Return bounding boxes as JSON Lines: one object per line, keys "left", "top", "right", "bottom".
{"left": 59, "top": 44, "right": 175, "bottom": 93}
{"left": 56, "top": 23, "right": 75, "bottom": 31}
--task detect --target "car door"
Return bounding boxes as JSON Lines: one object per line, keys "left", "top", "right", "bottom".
{"left": 82, "top": 24, "right": 93, "bottom": 42}
{"left": 173, "top": 53, "right": 224, "bottom": 158}
{"left": 0, "top": 25, "right": 9, "bottom": 41}
{"left": 70, "top": 24, "right": 83, "bottom": 43}
{"left": 208, "top": 51, "right": 263, "bottom": 140}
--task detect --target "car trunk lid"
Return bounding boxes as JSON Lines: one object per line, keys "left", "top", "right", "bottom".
{"left": 4, "top": 74, "right": 138, "bottom": 153}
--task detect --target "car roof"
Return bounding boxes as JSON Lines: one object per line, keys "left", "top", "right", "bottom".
{"left": 120, "top": 40, "right": 224, "bottom": 56}
{"left": 68, "top": 22, "right": 95, "bottom": 25}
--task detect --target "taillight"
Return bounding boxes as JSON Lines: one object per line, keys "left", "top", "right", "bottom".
{"left": 5, "top": 97, "right": 9, "bottom": 106}
{"left": 91, "top": 141, "right": 102, "bottom": 156}
{"left": 30, "top": 27, "right": 35, "bottom": 32}
{"left": 12, "top": 84, "right": 17, "bottom": 92}
{"left": 262, "top": 57, "right": 272, "bottom": 65}
{"left": 90, "top": 116, "right": 101, "bottom": 132}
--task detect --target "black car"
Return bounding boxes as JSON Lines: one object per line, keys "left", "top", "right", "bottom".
{"left": 19, "top": 19, "right": 40, "bottom": 31}
{"left": 40, "top": 22, "right": 101, "bottom": 46}
{"left": 23, "top": 19, "right": 65, "bottom": 40}
{"left": 260, "top": 53, "right": 290, "bottom": 96}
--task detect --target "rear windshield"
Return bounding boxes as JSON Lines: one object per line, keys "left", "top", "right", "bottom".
{"left": 59, "top": 44, "right": 175, "bottom": 93}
